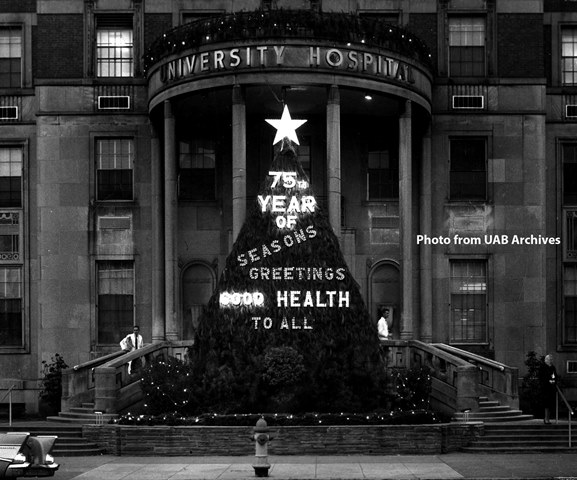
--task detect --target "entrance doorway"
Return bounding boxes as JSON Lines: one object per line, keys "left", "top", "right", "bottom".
{"left": 369, "top": 261, "right": 400, "bottom": 339}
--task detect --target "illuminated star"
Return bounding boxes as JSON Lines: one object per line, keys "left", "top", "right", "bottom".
{"left": 265, "top": 105, "right": 307, "bottom": 145}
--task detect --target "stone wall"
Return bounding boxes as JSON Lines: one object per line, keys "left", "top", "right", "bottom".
{"left": 83, "top": 423, "right": 483, "bottom": 456}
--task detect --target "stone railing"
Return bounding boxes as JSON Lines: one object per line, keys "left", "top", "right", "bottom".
{"left": 431, "top": 343, "right": 519, "bottom": 409}
{"left": 62, "top": 341, "right": 193, "bottom": 414}
{"left": 61, "top": 350, "right": 126, "bottom": 412}
{"left": 383, "top": 340, "right": 481, "bottom": 415}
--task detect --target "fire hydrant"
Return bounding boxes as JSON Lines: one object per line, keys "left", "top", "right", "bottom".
{"left": 252, "top": 417, "right": 271, "bottom": 477}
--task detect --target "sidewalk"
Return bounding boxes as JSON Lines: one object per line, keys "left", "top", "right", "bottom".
{"left": 53, "top": 453, "right": 577, "bottom": 480}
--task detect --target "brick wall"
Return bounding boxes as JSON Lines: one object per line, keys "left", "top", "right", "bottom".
{"left": 408, "top": 13, "right": 437, "bottom": 73}
{"left": 144, "top": 14, "right": 173, "bottom": 56}
{"left": 497, "top": 14, "right": 543, "bottom": 78}
{"left": 83, "top": 423, "right": 484, "bottom": 456}
{"left": 0, "top": 0, "right": 35, "bottom": 12}
{"left": 34, "top": 15, "right": 84, "bottom": 79}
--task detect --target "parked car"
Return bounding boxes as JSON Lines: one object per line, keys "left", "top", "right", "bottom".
{"left": 0, "top": 432, "right": 59, "bottom": 477}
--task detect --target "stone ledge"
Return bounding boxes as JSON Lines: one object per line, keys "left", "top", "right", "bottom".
{"left": 83, "top": 422, "right": 483, "bottom": 456}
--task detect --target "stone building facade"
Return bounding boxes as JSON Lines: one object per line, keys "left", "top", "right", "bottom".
{"left": 0, "top": 0, "right": 576, "bottom": 412}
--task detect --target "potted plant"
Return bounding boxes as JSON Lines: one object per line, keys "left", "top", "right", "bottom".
{"left": 38, "top": 353, "right": 68, "bottom": 418}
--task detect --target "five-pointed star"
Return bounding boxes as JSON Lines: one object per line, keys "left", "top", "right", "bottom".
{"left": 265, "top": 105, "right": 307, "bottom": 145}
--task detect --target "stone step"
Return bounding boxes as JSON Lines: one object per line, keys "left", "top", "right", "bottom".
{"left": 47, "top": 412, "right": 117, "bottom": 424}
{"left": 2, "top": 425, "right": 105, "bottom": 456}
{"left": 478, "top": 405, "right": 512, "bottom": 412}
{"left": 461, "top": 445, "right": 577, "bottom": 453}
{"left": 478, "top": 400, "right": 499, "bottom": 408}
{"left": 81, "top": 403, "right": 95, "bottom": 409}
{"left": 69, "top": 407, "right": 100, "bottom": 414}
{"left": 485, "top": 423, "right": 574, "bottom": 430}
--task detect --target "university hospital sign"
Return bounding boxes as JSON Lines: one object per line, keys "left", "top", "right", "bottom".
{"left": 157, "top": 43, "right": 417, "bottom": 86}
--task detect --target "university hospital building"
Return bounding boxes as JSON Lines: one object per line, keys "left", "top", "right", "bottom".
{"left": 1, "top": 0, "right": 577, "bottom": 414}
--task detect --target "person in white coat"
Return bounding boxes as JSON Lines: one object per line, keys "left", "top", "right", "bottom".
{"left": 120, "top": 325, "right": 144, "bottom": 374}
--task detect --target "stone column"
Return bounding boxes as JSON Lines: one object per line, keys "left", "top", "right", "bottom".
{"left": 151, "top": 126, "right": 165, "bottom": 343}
{"left": 327, "top": 85, "right": 341, "bottom": 238}
{"left": 399, "top": 100, "right": 413, "bottom": 340}
{"left": 232, "top": 85, "right": 246, "bottom": 242}
{"left": 164, "top": 100, "right": 178, "bottom": 341}
{"left": 420, "top": 123, "right": 433, "bottom": 343}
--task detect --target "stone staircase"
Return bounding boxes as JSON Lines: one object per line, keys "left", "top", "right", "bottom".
{"left": 462, "top": 422, "right": 577, "bottom": 452}
{"left": 4, "top": 423, "right": 105, "bottom": 456}
{"left": 47, "top": 402, "right": 118, "bottom": 425}
{"left": 452, "top": 396, "right": 534, "bottom": 423}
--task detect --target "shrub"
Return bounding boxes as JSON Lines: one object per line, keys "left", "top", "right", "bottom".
{"left": 520, "top": 351, "right": 544, "bottom": 416}
{"left": 139, "top": 357, "right": 197, "bottom": 415}
{"left": 39, "top": 353, "right": 68, "bottom": 412}
{"left": 391, "top": 366, "right": 432, "bottom": 411}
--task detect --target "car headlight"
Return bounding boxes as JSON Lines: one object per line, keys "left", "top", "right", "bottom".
{"left": 12, "top": 452, "right": 27, "bottom": 464}
{"left": 45, "top": 454, "right": 54, "bottom": 464}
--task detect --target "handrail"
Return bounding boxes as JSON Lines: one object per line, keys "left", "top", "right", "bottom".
{"left": 556, "top": 385, "right": 574, "bottom": 448}
{"left": 432, "top": 344, "right": 506, "bottom": 371}
{"left": 0, "top": 384, "right": 16, "bottom": 403}
{"left": 0, "top": 384, "right": 16, "bottom": 427}
{"left": 70, "top": 350, "right": 126, "bottom": 371}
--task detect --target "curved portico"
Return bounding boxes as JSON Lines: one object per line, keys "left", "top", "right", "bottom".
{"left": 145, "top": 10, "right": 434, "bottom": 344}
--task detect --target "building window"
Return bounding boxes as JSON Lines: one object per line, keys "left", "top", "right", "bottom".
{"left": 564, "top": 265, "right": 577, "bottom": 344}
{"left": 0, "top": 27, "right": 21, "bottom": 88}
{"left": 96, "top": 16, "right": 133, "bottom": 77}
{"left": 562, "top": 28, "right": 577, "bottom": 85}
{"left": 178, "top": 139, "right": 216, "bottom": 200}
{"left": 450, "top": 137, "right": 486, "bottom": 201}
{"left": 97, "top": 261, "right": 134, "bottom": 344}
{"left": 0, "top": 266, "right": 22, "bottom": 347}
{"left": 449, "top": 17, "right": 485, "bottom": 77}
{"left": 367, "top": 150, "right": 399, "bottom": 200}
{"left": 563, "top": 143, "right": 577, "bottom": 205}
{"left": 0, "top": 147, "right": 22, "bottom": 208}
{"left": 96, "top": 138, "right": 134, "bottom": 201}
{"left": 450, "top": 260, "right": 487, "bottom": 344}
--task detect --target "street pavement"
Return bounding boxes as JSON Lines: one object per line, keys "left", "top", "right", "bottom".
{"left": 52, "top": 453, "right": 577, "bottom": 480}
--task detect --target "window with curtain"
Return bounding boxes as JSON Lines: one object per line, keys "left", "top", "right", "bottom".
{"left": 450, "top": 260, "right": 487, "bottom": 344}
{"left": 562, "top": 28, "right": 577, "bottom": 85}
{"left": 0, "top": 27, "right": 21, "bottom": 88}
{"left": 449, "top": 17, "right": 485, "bottom": 77}
{"left": 96, "top": 138, "right": 134, "bottom": 201}
{"left": 96, "top": 15, "right": 133, "bottom": 77}
{"left": 97, "top": 261, "right": 134, "bottom": 344}
{"left": 450, "top": 137, "right": 486, "bottom": 201}
{"left": 0, "top": 147, "right": 22, "bottom": 208}
{"left": 178, "top": 139, "right": 216, "bottom": 200}
{"left": 0, "top": 266, "right": 22, "bottom": 347}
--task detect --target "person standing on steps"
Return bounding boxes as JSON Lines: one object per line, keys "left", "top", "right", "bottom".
{"left": 120, "top": 325, "right": 144, "bottom": 374}
{"left": 539, "top": 353, "right": 558, "bottom": 424}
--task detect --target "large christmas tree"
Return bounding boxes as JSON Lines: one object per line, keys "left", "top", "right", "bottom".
{"left": 189, "top": 107, "right": 387, "bottom": 414}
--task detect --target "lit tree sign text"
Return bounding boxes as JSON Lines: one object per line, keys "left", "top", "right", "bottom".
{"left": 159, "top": 44, "right": 415, "bottom": 85}
{"left": 218, "top": 106, "right": 352, "bottom": 331}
